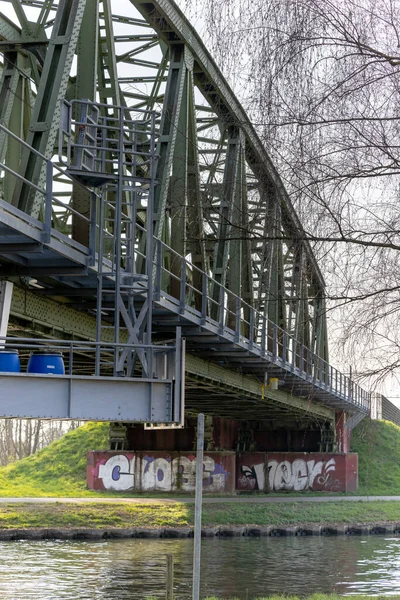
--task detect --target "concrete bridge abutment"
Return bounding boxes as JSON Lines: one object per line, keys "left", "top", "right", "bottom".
{"left": 86, "top": 416, "right": 358, "bottom": 493}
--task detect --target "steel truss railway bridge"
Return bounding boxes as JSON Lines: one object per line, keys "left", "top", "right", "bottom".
{"left": 0, "top": 0, "right": 369, "bottom": 456}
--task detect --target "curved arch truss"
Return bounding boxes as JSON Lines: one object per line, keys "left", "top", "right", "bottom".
{"left": 0, "top": 0, "right": 371, "bottom": 421}
{"left": 0, "top": 0, "right": 327, "bottom": 358}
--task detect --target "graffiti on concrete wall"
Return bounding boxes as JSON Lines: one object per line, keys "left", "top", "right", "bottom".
{"left": 239, "top": 457, "right": 339, "bottom": 491}
{"left": 98, "top": 453, "right": 135, "bottom": 491}
{"left": 96, "top": 453, "right": 229, "bottom": 492}
{"left": 268, "top": 458, "right": 338, "bottom": 491}
{"left": 239, "top": 463, "right": 265, "bottom": 491}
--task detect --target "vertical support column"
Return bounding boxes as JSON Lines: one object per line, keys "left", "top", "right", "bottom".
{"left": 314, "top": 293, "right": 329, "bottom": 363}
{"left": 71, "top": 0, "right": 99, "bottom": 245}
{"left": 169, "top": 50, "right": 190, "bottom": 299}
{"left": 154, "top": 44, "right": 187, "bottom": 241}
{"left": 267, "top": 188, "right": 285, "bottom": 329}
{"left": 98, "top": 0, "right": 121, "bottom": 107}
{"left": 210, "top": 127, "right": 242, "bottom": 321}
{"left": 212, "top": 127, "right": 240, "bottom": 288}
{"left": 240, "top": 149, "right": 254, "bottom": 313}
{"left": 0, "top": 282, "right": 13, "bottom": 344}
{"left": 14, "top": 0, "right": 87, "bottom": 216}
{"left": 0, "top": 52, "right": 32, "bottom": 204}
{"left": 167, "top": 47, "right": 207, "bottom": 307}
{"left": 256, "top": 184, "right": 286, "bottom": 349}
{"left": 335, "top": 411, "right": 350, "bottom": 453}
{"left": 187, "top": 65, "right": 207, "bottom": 304}
{"left": 227, "top": 138, "right": 244, "bottom": 299}
{"left": 291, "top": 246, "right": 311, "bottom": 367}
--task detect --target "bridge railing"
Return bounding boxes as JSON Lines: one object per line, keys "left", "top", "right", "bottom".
{"left": 154, "top": 238, "right": 370, "bottom": 412}
{"left": 0, "top": 124, "right": 92, "bottom": 251}
{"left": 0, "top": 122, "right": 370, "bottom": 412}
{"left": 0, "top": 336, "right": 178, "bottom": 379}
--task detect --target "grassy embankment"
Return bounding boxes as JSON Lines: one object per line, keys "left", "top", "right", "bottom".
{"left": 351, "top": 417, "right": 400, "bottom": 495}
{"left": 1, "top": 418, "right": 400, "bottom": 529}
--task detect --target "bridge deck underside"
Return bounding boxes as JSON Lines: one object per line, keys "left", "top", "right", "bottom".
{"left": 184, "top": 376, "right": 331, "bottom": 424}
{"left": 7, "top": 285, "right": 334, "bottom": 426}
{"left": 0, "top": 208, "right": 366, "bottom": 418}
{"left": 153, "top": 306, "right": 360, "bottom": 414}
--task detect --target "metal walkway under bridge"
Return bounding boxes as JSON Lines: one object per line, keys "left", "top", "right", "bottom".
{"left": 0, "top": 0, "right": 370, "bottom": 429}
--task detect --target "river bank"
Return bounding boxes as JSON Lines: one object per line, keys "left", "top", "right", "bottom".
{"left": 0, "top": 418, "right": 397, "bottom": 498}
{"left": 1, "top": 521, "right": 399, "bottom": 540}
{"left": 2, "top": 499, "right": 400, "bottom": 537}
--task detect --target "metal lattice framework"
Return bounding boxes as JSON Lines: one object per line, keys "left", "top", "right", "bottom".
{"left": 0, "top": 0, "right": 370, "bottom": 423}
{"left": 0, "top": 0, "right": 327, "bottom": 356}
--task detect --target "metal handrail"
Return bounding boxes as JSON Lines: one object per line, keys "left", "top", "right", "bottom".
{"left": 0, "top": 336, "right": 176, "bottom": 379}
{"left": 153, "top": 238, "right": 371, "bottom": 412}
{"left": 0, "top": 121, "right": 370, "bottom": 411}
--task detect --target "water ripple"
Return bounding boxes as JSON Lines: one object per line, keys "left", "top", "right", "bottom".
{"left": 1, "top": 536, "right": 400, "bottom": 598}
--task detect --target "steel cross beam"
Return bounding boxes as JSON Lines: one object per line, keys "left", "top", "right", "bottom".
{"left": 8, "top": 283, "right": 335, "bottom": 424}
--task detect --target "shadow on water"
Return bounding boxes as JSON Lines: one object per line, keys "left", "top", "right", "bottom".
{"left": 1, "top": 535, "right": 400, "bottom": 598}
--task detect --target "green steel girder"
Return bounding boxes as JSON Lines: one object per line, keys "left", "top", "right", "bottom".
{"left": 0, "top": 0, "right": 329, "bottom": 366}
{"left": 8, "top": 284, "right": 334, "bottom": 423}
{"left": 12, "top": 0, "right": 87, "bottom": 216}
{"left": 0, "top": 12, "right": 22, "bottom": 41}
{"left": 211, "top": 127, "right": 242, "bottom": 292}
{"left": 186, "top": 65, "right": 206, "bottom": 277}
{"left": 70, "top": 0, "right": 98, "bottom": 245}
{"left": 153, "top": 44, "right": 187, "bottom": 241}
{"left": 0, "top": 52, "right": 33, "bottom": 202}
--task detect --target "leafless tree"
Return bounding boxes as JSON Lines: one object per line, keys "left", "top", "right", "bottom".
{"left": 181, "top": 0, "right": 400, "bottom": 390}
{"left": 0, "top": 419, "right": 82, "bottom": 465}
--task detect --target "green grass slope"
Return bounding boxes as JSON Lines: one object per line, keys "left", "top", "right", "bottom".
{"left": 351, "top": 417, "right": 400, "bottom": 495}
{"left": 0, "top": 422, "right": 109, "bottom": 497}
{"left": 0, "top": 416, "right": 398, "bottom": 498}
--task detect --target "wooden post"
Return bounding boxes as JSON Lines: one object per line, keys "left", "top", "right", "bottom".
{"left": 166, "top": 553, "right": 174, "bottom": 600}
{"left": 192, "top": 413, "right": 204, "bottom": 600}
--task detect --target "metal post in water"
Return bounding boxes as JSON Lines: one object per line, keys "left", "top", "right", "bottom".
{"left": 192, "top": 412, "right": 204, "bottom": 600}
{"left": 166, "top": 553, "right": 174, "bottom": 600}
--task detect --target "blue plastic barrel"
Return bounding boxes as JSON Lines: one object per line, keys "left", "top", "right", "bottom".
{"left": 0, "top": 349, "right": 20, "bottom": 372}
{"left": 27, "top": 352, "right": 65, "bottom": 375}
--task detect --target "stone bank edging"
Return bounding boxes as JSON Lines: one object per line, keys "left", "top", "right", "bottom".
{"left": 0, "top": 523, "right": 399, "bottom": 540}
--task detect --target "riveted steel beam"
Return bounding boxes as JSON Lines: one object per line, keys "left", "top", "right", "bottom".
{"left": 70, "top": 0, "right": 99, "bottom": 246}
{"left": 0, "top": 0, "right": 336, "bottom": 407}
{"left": 13, "top": 0, "right": 87, "bottom": 216}
{"left": 8, "top": 284, "right": 334, "bottom": 421}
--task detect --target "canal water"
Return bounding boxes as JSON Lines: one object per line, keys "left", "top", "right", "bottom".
{"left": 1, "top": 535, "right": 400, "bottom": 598}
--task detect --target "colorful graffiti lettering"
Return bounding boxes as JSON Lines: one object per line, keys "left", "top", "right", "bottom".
{"left": 240, "top": 458, "right": 338, "bottom": 491}
{"left": 96, "top": 454, "right": 229, "bottom": 492}
{"left": 239, "top": 463, "right": 265, "bottom": 490}
{"left": 98, "top": 454, "right": 135, "bottom": 491}
{"left": 268, "top": 458, "right": 337, "bottom": 491}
